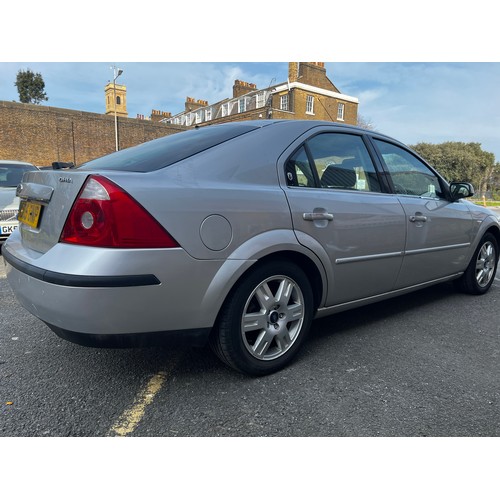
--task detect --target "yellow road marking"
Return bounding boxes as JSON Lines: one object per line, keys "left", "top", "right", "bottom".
{"left": 109, "top": 369, "right": 170, "bottom": 437}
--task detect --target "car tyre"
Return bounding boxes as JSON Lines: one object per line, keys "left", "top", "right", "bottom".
{"left": 455, "top": 233, "right": 498, "bottom": 295}
{"left": 211, "top": 260, "right": 314, "bottom": 376}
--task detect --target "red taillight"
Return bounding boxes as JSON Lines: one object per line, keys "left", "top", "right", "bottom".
{"left": 60, "top": 175, "right": 180, "bottom": 248}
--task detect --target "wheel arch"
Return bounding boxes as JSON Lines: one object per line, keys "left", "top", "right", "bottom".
{"left": 200, "top": 231, "right": 327, "bottom": 329}
{"left": 455, "top": 222, "right": 500, "bottom": 294}
{"left": 467, "top": 217, "right": 500, "bottom": 265}
{"left": 485, "top": 224, "right": 500, "bottom": 253}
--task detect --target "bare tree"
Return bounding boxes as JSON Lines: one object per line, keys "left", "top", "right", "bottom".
{"left": 357, "top": 115, "right": 376, "bottom": 130}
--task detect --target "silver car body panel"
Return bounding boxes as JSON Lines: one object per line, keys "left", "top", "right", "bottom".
{"left": 284, "top": 187, "right": 407, "bottom": 305}
{"left": 394, "top": 196, "right": 474, "bottom": 287}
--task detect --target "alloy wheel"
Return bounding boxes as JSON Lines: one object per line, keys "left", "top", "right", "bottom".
{"left": 475, "top": 241, "right": 496, "bottom": 287}
{"left": 240, "top": 275, "right": 305, "bottom": 361}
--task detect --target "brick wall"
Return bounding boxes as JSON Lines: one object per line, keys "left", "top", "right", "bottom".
{"left": 289, "top": 88, "right": 357, "bottom": 123}
{"left": 0, "top": 101, "right": 186, "bottom": 167}
{"left": 296, "top": 62, "right": 338, "bottom": 91}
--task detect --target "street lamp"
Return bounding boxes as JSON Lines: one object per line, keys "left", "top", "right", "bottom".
{"left": 111, "top": 65, "right": 123, "bottom": 151}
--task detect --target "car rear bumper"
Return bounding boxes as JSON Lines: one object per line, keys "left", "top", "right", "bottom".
{"left": 2, "top": 234, "right": 229, "bottom": 339}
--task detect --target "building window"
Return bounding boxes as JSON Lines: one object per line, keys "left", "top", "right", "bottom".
{"left": 238, "top": 98, "right": 246, "bottom": 113}
{"left": 256, "top": 93, "right": 265, "bottom": 108}
{"left": 185, "top": 114, "right": 191, "bottom": 126}
{"left": 195, "top": 111, "right": 202, "bottom": 124}
{"left": 280, "top": 94, "right": 289, "bottom": 111}
{"left": 306, "top": 95, "right": 314, "bottom": 114}
{"left": 116, "top": 96, "right": 121, "bottom": 105}
{"left": 222, "top": 103, "right": 229, "bottom": 117}
{"left": 337, "top": 102, "right": 345, "bottom": 121}
{"left": 205, "top": 108, "right": 212, "bottom": 121}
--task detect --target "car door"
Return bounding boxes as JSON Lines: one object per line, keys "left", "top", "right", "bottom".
{"left": 372, "top": 138, "right": 474, "bottom": 288}
{"left": 282, "top": 131, "right": 407, "bottom": 306}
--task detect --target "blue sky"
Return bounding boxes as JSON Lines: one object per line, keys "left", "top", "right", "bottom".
{"left": 1, "top": 61, "right": 499, "bottom": 162}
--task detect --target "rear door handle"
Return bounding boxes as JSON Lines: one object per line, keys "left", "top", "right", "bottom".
{"left": 409, "top": 215, "right": 428, "bottom": 223}
{"left": 303, "top": 212, "right": 334, "bottom": 221}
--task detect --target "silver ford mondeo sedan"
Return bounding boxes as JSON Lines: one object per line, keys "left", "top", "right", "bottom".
{"left": 3, "top": 120, "right": 499, "bottom": 375}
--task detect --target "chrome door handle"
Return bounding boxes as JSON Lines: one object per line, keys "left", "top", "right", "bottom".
{"left": 409, "top": 215, "right": 428, "bottom": 223}
{"left": 303, "top": 212, "right": 334, "bottom": 221}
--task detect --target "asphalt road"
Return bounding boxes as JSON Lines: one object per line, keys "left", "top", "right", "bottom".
{"left": 1, "top": 256, "right": 499, "bottom": 438}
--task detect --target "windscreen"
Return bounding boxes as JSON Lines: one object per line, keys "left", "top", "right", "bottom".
{"left": 79, "top": 123, "right": 261, "bottom": 173}
{"left": 0, "top": 165, "right": 37, "bottom": 187}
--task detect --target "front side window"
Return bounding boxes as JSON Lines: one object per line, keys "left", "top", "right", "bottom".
{"left": 374, "top": 139, "right": 443, "bottom": 198}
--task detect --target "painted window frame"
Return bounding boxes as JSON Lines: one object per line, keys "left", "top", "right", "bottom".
{"left": 256, "top": 93, "right": 265, "bottom": 108}
{"left": 306, "top": 95, "right": 314, "bottom": 114}
{"left": 280, "top": 94, "right": 289, "bottom": 111}
{"left": 337, "top": 102, "right": 345, "bottom": 121}
{"left": 238, "top": 98, "right": 246, "bottom": 113}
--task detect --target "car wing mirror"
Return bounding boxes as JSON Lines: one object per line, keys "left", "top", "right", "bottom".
{"left": 449, "top": 182, "right": 475, "bottom": 201}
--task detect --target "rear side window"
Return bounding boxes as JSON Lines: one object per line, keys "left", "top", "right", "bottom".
{"left": 80, "top": 123, "right": 260, "bottom": 173}
{"left": 285, "top": 133, "right": 382, "bottom": 192}
{"left": 285, "top": 147, "right": 316, "bottom": 187}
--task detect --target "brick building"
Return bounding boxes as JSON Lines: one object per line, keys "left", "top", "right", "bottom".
{"left": 162, "top": 62, "right": 358, "bottom": 127}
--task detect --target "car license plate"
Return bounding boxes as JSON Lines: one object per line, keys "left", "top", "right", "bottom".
{"left": 1, "top": 224, "right": 18, "bottom": 235}
{"left": 18, "top": 200, "right": 42, "bottom": 229}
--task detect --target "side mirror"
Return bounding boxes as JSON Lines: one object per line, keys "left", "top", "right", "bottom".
{"left": 449, "top": 182, "right": 474, "bottom": 201}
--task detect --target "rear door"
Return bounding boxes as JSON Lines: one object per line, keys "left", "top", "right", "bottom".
{"left": 371, "top": 138, "right": 474, "bottom": 288}
{"left": 282, "top": 131, "right": 407, "bottom": 306}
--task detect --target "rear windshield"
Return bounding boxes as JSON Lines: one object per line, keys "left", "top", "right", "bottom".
{"left": 79, "top": 123, "right": 261, "bottom": 173}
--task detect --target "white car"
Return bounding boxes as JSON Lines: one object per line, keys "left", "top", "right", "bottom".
{"left": 0, "top": 161, "right": 39, "bottom": 244}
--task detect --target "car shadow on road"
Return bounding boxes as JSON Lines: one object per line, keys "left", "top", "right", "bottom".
{"left": 300, "top": 281, "right": 472, "bottom": 361}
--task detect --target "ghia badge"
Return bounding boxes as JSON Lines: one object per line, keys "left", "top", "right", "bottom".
{"left": 59, "top": 177, "right": 73, "bottom": 184}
